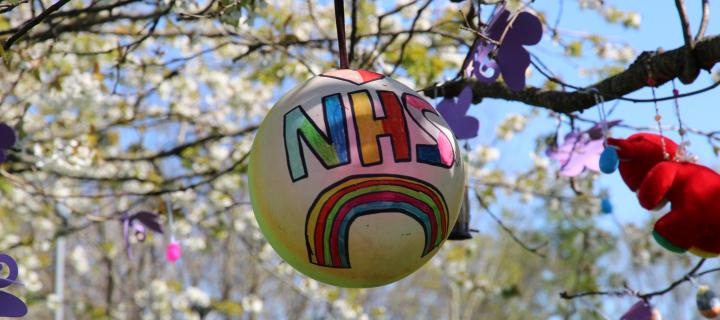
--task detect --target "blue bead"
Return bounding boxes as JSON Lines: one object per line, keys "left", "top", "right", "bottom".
{"left": 599, "top": 146, "right": 619, "bottom": 174}
{"left": 601, "top": 198, "right": 613, "bottom": 214}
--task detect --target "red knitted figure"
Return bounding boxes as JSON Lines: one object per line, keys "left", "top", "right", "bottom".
{"left": 608, "top": 133, "right": 720, "bottom": 257}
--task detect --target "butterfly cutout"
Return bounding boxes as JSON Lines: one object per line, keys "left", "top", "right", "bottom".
{"left": 436, "top": 85, "right": 479, "bottom": 140}
{"left": 121, "top": 211, "right": 164, "bottom": 258}
{"left": 0, "top": 123, "right": 17, "bottom": 163}
{"left": 468, "top": 8, "right": 543, "bottom": 92}
{"left": 546, "top": 120, "right": 621, "bottom": 177}
{"left": 621, "top": 300, "right": 661, "bottom": 320}
{"left": 0, "top": 254, "right": 28, "bottom": 317}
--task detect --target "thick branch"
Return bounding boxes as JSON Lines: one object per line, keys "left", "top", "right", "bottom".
{"left": 2, "top": 0, "right": 71, "bottom": 50}
{"left": 423, "top": 35, "right": 720, "bottom": 114}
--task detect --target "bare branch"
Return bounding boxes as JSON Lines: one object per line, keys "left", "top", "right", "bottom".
{"left": 389, "top": 0, "right": 433, "bottom": 75}
{"left": 0, "top": 0, "right": 28, "bottom": 14}
{"left": 675, "top": 0, "right": 694, "bottom": 48}
{"left": 696, "top": 0, "right": 710, "bottom": 41}
{"left": 349, "top": 0, "right": 358, "bottom": 67}
{"left": 2, "top": 0, "right": 71, "bottom": 50}
{"left": 560, "top": 258, "right": 710, "bottom": 300}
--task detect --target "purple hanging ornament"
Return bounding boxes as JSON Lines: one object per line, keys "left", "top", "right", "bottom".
{"left": 547, "top": 131, "right": 604, "bottom": 177}
{"left": 486, "top": 9, "right": 543, "bottom": 91}
{"left": 0, "top": 254, "right": 28, "bottom": 317}
{"left": 547, "top": 120, "right": 621, "bottom": 177}
{"left": 0, "top": 123, "right": 17, "bottom": 164}
{"left": 468, "top": 41, "right": 500, "bottom": 83}
{"left": 436, "top": 85, "right": 479, "bottom": 140}
{"left": 164, "top": 197, "right": 182, "bottom": 263}
{"left": 621, "top": 300, "right": 662, "bottom": 320}
{"left": 121, "top": 211, "right": 163, "bottom": 258}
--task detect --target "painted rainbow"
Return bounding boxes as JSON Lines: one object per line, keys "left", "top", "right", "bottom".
{"left": 305, "top": 174, "right": 450, "bottom": 268}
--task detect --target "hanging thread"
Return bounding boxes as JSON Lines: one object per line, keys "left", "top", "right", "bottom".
{"left": 646, "top": 63, "right": 669, "bottom": 160}
{"left": 165, "top": 196, "right": 182, "bottom": 263}
{"left": 671, "top": 80, "right": 686, "bottom": 142}
{"left": 334, "top": 0, "right": 349, "bottom": 69}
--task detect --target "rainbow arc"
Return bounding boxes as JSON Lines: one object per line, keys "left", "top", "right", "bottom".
{"left": 305, "top": 175, "right": 449, "bottom": 268}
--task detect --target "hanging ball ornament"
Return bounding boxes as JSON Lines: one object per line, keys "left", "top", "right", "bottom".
{"left": 600, "top": 197, "right": 613, "bottom": 214}
{"left": 599, "top": 145, "right": 619, "bottom": 174}
{"left": 697, "top": 285, "right": 720, "bottom": 318}
{"left": 166, "top": 240, "right": 182, "bottom": 263}
{"left": 249, "top": 69, "right": 466, "bottom": 288}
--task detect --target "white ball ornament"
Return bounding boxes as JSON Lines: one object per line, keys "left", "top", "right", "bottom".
{"left": 248, "top": 69, "right": 466, "bottom": 287}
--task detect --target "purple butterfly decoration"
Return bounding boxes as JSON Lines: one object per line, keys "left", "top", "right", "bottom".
{"left": 436, "top": 85, "right": 479, "bottom": 140}
{"left": 0, "top": 254, "right": 28, "bottom": 317}
{"left": 0, "top": 123, "right": 17, "bottom": 163}
{"left": 546, "top": 120, "right": 621, "bottom": 177}
{"left": 620, "top": 300, "right": 659, "bottom": 320}
{"left": 121, "top": 211, "right": 163, "bottom": 258}
{"left": 468, "top": 8, "right": 543, "bottom": 91}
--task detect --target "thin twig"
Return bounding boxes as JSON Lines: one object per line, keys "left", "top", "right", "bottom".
{"left": 348, "top": 0, "right": 358, "bottom": 67}
{"left": 560, "top": 258, "right": 710, "bottom": 300}
{"left": 474, "top": 189, "right": 548, "bottom": 258}
{"left": 389, "top": 0, "right": 433, "bottom": 75}
{"left": 696, "top": 0, "right": 710, "bottom": 41}
{"left": 675, "top": 0, "right": 694, "bottom": 47}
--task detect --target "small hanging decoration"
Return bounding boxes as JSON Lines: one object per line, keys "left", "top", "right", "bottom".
{"left": 0, "top": 254, "right": 28, "bottom": 317}
{"left": 587, "top": 89, "right": 620, "bottom": 174}
{"left": 436, "top": 85, "right": 479, "bottom": 140}
{"left": 621, "top": 300, "right": 662, "bottom": 320}
{"left": 600, "top": 196, "right": 613, "bottom": 214}
{"left": 0, "top": 123, "right": 17, "bottom": 163}
{"left": 248, "top": 0, "right": 466, "bottom": 288}
{"left": 121, "top": 211, "right": 164, "bottom": 258}
{"left": 546, "top": 120, "right": 621, "bottom": 177}
{"left": 164, "top": 197, "right": 182, "bottom": 263}
{"left": 599, "top": 146, "right": 619, "bottom": 174}
{"left": 465, "top": 4, "right": 543, "bottom": 91}
{"left": 697, "top": 285, "right": 720, "bottom": 318}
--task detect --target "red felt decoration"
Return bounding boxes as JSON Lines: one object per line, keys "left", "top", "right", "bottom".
{"left": 608, "top": 133, "right": 720, "bottom": 257}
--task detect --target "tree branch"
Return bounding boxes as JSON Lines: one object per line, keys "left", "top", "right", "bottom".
{"left": 560, "top": 258, "right": 709, "bottom": 300}
{"left": 2, "top": 0, "right": 71, "bottom": 50}
{"left": 675, "top": 0, "right": 699, "bottom": 82}
{"left": 696, "top": 0, "right": 710, "bottom": 41}
{"left": 675, "top": 0, "right": 694, "bottom": 47}
{"left": 422, "top": 35, "right": 720, "bottom": 114}
{"left": 348, "top": 0, "right": 358, "bottom": 67}
{"left": 389, "top": 0, "right": 433, "bottom": 75}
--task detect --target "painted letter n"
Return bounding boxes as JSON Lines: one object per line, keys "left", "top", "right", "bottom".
{"left": 283, "top": 94, "right": 350, "bottom": 182}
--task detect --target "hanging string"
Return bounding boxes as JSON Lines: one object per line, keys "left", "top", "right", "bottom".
{"left": 646, "top": 63, "right": 669, "bottom": 160}
{"left": 166, "top": 196, "right": 175, "bottom": 242}
{"left": 334, "top": 0, "right": 349, "bottom": 69}
{"left": 591, "top": 88, "right": 609, "bottom": 146}
{"left": 671, "top": 80, "right": 686, "bottom": 142}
